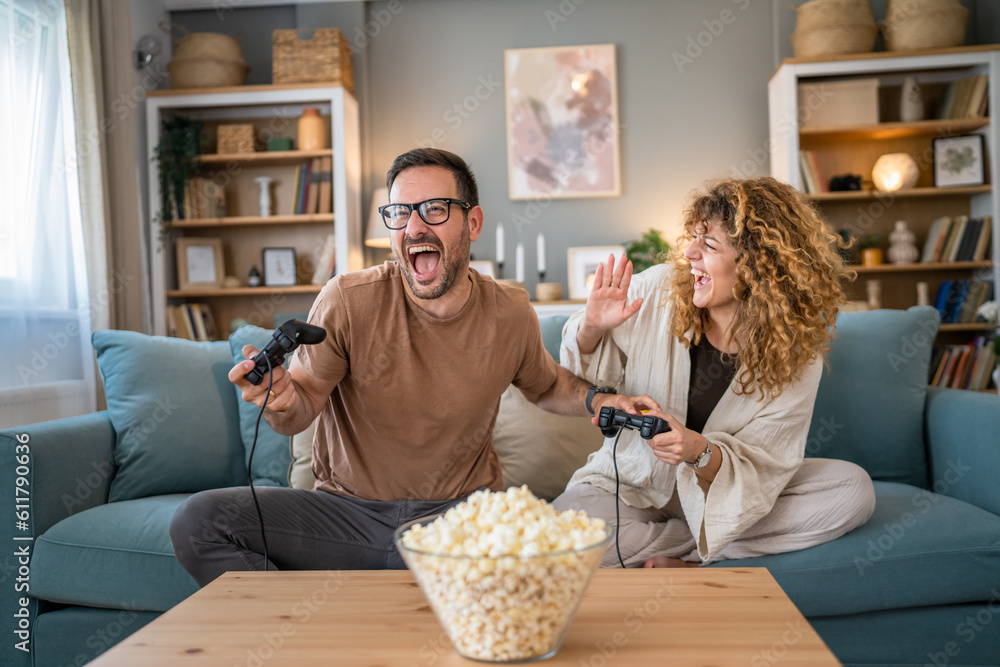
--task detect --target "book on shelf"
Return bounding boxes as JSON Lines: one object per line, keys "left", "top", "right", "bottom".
{"left": 167, "top": 303, "right": 218, "bottom": 341}
{"left": 182, "top": 177, "right": 226, "bottom": 220}
{"left": 798, "top": 150, "right": 825, "bottom": 194}
{"left": 291, "top": 164, "right": 303, "bottom": 215}
{"left": 311, "top": 232, "right": 337, "bottom": 285}
{"left": 306, "top": 157, "right": 322, "bottom": 215}
{"left": 933, "top": 279, "right": 994, "bottom": 324}
{"left": 937, "top": 75, "right": 989, "bottom": 120}
{"left": 317, "top": 156, "right": 333, "bottom": 213}
{"left": 921, "top": 215, "right": 993, "bottom": 263}
{"left": 932, "top": 340, "right": 998, "bottom": 391}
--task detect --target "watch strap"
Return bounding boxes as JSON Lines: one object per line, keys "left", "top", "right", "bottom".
{"left": 685, "top": 439, "right": 713, "bottom": 468}
{"left": 586, "top": 386, "right": 616, "bottom": 415}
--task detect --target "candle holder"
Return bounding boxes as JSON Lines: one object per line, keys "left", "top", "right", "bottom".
{"left": 535, "top": 282, "right": 563, "bottom": 302}
{"left": 496, "top": 261, "right": 504, "bottom": 279}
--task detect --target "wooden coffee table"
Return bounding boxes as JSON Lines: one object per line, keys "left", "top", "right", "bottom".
{"left": 88, "top": 568, "right": 840, "bottom": 666}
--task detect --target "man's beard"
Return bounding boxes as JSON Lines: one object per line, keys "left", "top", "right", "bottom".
{"left": 395, "top": 221, "right": 470, "bottom": 301}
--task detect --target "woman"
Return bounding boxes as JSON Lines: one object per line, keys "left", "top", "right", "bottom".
{"left": 553, "top": 177, "right": 876, "bottom": 568}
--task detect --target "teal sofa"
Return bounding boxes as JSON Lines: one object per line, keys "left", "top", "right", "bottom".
{"left": 2, "top": 307, "right": 999, "bottom": 667}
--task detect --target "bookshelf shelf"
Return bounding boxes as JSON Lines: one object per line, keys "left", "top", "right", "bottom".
{"left": 170, "top": 214, "right": 336, "bottom": 228}
{"left": 196, "top": 149, "right": 334, "bottom": 165}
{"left": 809, "top": 186, "right": 991, "bottom": 202}
{"left": 167, "top": 285, "right": 324, "bottom": 298}
{"left": 799, "top": 118, "right": 989, "bottom": 142}
{"left": 851, "top": 260, "right": 993, "bottom": 273}
{"left": 938, "top": 323, "right": 993, "bottom": 332}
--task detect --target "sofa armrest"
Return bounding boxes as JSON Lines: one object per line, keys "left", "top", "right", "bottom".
{"left": 0, "top": 412, "right": 115, "bottom": 537}
{"left": 924, "top": 386, "right": 1000, "bottom": 516}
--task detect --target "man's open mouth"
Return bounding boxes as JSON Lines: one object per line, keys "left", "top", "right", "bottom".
{"left": 407, "top": 243, "right": 442, "bottom": 281}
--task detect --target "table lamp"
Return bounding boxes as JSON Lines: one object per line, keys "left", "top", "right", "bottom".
{"left": 365, "top": 187, "right": 391, "bottom": 249}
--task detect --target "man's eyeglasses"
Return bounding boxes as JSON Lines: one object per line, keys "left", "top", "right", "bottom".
{"left": 378, "top": 198, "right": 471, "bottom": 230}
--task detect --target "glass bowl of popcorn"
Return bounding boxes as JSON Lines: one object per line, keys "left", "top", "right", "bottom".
{"left": 394, "top": 486, "right": 611, "bottom": 663}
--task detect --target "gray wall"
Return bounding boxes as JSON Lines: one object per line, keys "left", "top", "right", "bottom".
{"left": 143, "top": 0, "right": 1000, "bottom": 298}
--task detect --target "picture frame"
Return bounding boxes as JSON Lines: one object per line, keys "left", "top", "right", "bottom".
{"left": 567, "top": 245, "right": 626, "bottom": 300}
{"left": 262, "top": 247, "right": 297, "bottom": 287}
{"left": 933, "top": 135, "right": 986, "bottom": 187}
{"left": 469, "top": 260, "right": 496, "bottom": 278}
{"left": 176, "top": 238, "right": 224, "bottom": 290}
{"left": 504, "top": 43, "right": 621, "bottom": 200}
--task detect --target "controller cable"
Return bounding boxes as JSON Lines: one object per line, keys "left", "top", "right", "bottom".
{"left": 248, "top": 354, "right": 273, "bottom": 572}
{"left": 611, "top": 428, "right": 626, "bottom": 569}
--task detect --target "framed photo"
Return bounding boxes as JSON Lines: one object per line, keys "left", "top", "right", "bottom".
{"left": 262, "top": 247, "right": 297, "bottom": 287}
{"left": 567, "top": 245, "right": 625, "bottom": 300}
{"left": 176, "top": 238, "right": 223, "bottom": 290}
{"left": 933, "top": 135, "right": 986, "bottom": 187}
{"left": 504, "top": 44, "right": 621, "bottom": 200}
{"left": 469, "top": 260, "right": 496, "bottom": 278}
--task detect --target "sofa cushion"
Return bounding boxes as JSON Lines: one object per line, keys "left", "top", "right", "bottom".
{"left": 228, "top": 325, "right": 294, "bottom": 487}
{"left": 93, "top": 331, "right": 246, "bottom": 502}
{"left": 494, "top": 385, "right": 604, "bottom": 501}
{"left": 30, "top": 494, "right": 199, "bottom": 611}
{"left": 806, "top": 306, "right": 939, "bottom": 487}
{"left": 709, "top": 481, "right": 1000, "bottom": 617}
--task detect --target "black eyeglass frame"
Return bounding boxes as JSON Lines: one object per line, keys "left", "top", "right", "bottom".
{"left": 378, "top": 198, "right": 472, "bottom": 230}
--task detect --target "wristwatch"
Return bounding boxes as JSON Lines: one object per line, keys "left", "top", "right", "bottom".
{"left": 685, "top": 439, "right": 713, "bottom": 469}
{"left": 585, "top": 386, "right": 617, "bottom": 415}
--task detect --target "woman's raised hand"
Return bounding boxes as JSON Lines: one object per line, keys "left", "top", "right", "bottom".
{"left": 576, "top": 254, "right": 643, "bottom": 354}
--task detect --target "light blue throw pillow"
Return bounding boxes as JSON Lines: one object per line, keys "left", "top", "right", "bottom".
{"left": 806, "top": 306, "right": 940, "bottom": 487}
{"left": 92, "top": 330, "right": 246, "bottom": 502}
{"left": 228, "top": 325, "right": 293, "bottom": 487}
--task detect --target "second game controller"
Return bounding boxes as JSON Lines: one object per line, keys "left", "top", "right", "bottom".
{"left": 244, "top": 319, "right": 327, "bottom": 386}
{"left": 598, "top": 406, "right": 671, "bottom": 440}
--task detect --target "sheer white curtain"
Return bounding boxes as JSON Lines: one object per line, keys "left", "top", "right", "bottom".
{"left": 0, "top": 0, "right": 96, "bottom": 427}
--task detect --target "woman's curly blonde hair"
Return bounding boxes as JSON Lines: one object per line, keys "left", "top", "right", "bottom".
{"left": 667, "top": 176, "right": 853, "bottom": 399}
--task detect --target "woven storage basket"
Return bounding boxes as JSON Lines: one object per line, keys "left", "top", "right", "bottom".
{"left": 882, "top": 0, "right": 969, "bottom": 51}
{"left": 217, "top": 124, "right": 256, "bottom": 154}
{"left": 272, "top": 29, "right": 353, "bottom": 92}
{"left": 161, "top": 22, "right": 248, "bottom": 89}
{"left": 791, "top": 0, "right": 877, "bottom": 58}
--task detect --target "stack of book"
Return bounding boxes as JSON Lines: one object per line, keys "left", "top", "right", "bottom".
{"left": 933, "top": 279, "right": 993, "bottom": 325}
{"left": 182, "top": 177, "right": 226, "bottom": 220}
{"left": 291, "top": 157, "right": 333, "bottom": 215}
{"left": 936, "top": 75, "right": 990, "bottom": 120}
{"left": 798, "top": 150, "right": 826, "bottom": 194}
{"left": 929, "top": 338, "right": 997, "bottom": 391}
{"left": 166, "top": 303, "right": 218, "bottom": 341}
{"left": 920, "top": 215, "right": 992, "bottom": 263}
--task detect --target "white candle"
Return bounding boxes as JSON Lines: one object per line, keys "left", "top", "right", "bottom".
{"left": 515, "top": 242, "right": 524, "bottom": 283}
{"left": 496, "top": 223, "right": 505, "bottom": 264}
{"left": 536, "top": 233, "right": 546, "bottom": 273}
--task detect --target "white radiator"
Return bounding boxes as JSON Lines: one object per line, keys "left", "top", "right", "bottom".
{"left": 0, "top": 380, "right": 95, "bottom": 429}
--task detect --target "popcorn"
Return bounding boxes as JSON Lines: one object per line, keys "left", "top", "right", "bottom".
{"left": 397, "top": 486, "right": 609, "bottom": 662}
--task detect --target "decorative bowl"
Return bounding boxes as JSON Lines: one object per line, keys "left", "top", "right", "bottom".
{"left": 394, "top": 514, "right": 611, "bottom": 663}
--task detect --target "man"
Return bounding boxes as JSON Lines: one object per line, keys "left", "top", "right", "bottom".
{"left": 170, "top": 148, "right": 654, "bottom": 585}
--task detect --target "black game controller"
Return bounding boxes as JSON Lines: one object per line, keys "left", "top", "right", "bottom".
{"left": 244, "top": 319, "right": 327, "bottom": 386}
{"left": 598, "top": 406, "right": 671, "bottom": 440}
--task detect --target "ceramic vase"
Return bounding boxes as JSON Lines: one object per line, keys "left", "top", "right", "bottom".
{"left": 900, "top": 76, "right": 924, "bottom": 122}
{"left": 255, "top": 176, "right": 274, "bottom": 217}
{"left": 888, "top": 220, "right": 919, "bottom": 264}
{"left": 298, "top": 107, "right": 326, "bottom": 151}
{"left": 866, "top": 279, "right": 882, "bottom": 310}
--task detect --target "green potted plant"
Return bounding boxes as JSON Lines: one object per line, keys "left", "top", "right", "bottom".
{"left": 153, "top": 115, "right": 205, "bottom": 245}
{"left": 624, "top": 228, "right": 671, "bottom": 273}
{"left": 858, "top": 233, "right": 883, "bottom": 266}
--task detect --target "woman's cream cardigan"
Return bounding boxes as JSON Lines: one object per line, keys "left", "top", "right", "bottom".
{"left": 560, "top": 264, "right": 823, "bottom": 561}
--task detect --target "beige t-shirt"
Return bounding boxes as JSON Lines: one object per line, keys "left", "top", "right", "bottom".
{"left": 298, "top": 262, "right": 558, "bottom": 501}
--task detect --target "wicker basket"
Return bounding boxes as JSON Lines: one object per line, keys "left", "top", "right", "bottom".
{"left": 217, "top": 124, "right": 256, "bottom": 154}
{"left": 882, "top": 0, "right": 969, "bottom": 51}
{"left": 272, "top": 29, "right": 353, "bottom": 92}
{"left": 791, "top": 0, "right": 877, "bottom": 58}
{"left": 161, "top": 22, "right": 249, "bottom": 89}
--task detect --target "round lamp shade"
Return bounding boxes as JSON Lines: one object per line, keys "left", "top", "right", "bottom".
{"left": 872, "top": 153, "right": 920, "bottom": 192}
